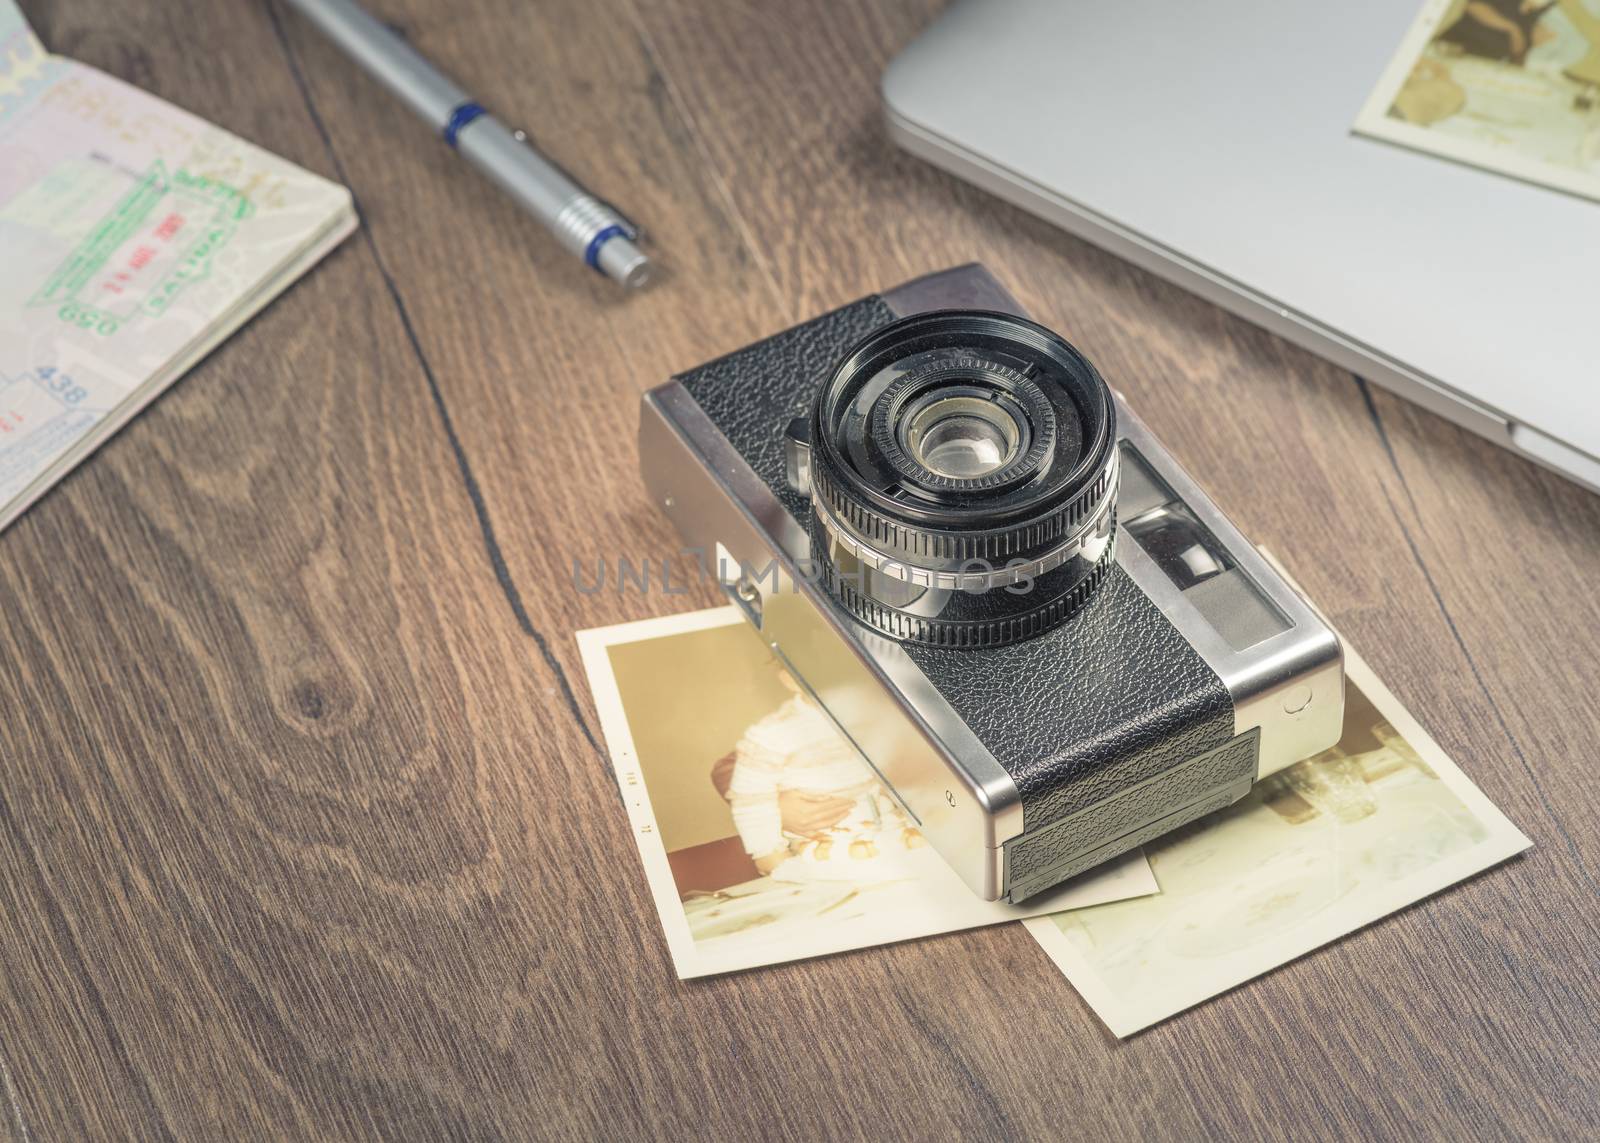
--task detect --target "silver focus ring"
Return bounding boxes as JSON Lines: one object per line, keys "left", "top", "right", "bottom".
{"left": 809, "top": 452, "right": 1117, "bottom": 566}
{"left": 812, "top": 474, "right": 1117, "bottom": 592}
{"left": 822, "top": 531, "right": 1120, "bottom": 648}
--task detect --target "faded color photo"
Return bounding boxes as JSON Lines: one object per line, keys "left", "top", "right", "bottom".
{"left": 1356, "top": 0, "right": 1600, "bottom": 201}
{"left": 1025, "top": 637, "right": 1531, "bottom": 1038}
{"left": 578, "top": 606, "right": 1157, "bottom": 979}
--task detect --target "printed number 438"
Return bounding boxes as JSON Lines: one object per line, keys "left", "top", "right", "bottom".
{"left": 35, "top": 366, "right": 89, "bottom": 405}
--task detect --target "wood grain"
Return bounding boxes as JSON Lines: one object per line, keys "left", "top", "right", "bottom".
{"left": 4, "top": 0, "right": 1597, "bottom": 1137}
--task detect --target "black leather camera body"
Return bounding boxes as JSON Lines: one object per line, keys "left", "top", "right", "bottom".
{"left": 640, "top": 265, "right": 1344, "bottom": 901}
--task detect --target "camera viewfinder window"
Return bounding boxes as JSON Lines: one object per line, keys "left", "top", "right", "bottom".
{"left": 1117, "top": 444, "right": 1289, "bottom": 652}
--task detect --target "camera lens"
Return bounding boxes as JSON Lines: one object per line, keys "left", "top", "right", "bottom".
{"left": 808, "top": 311, "right": 1119, "bottom": 647}
{"left": 902, "top": 393, "right": 1023, "bottom": 479}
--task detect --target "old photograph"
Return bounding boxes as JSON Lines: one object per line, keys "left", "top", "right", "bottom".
{"left": 578, "top": 606, "right": 1158, "bottom": 979}
{"left": 1024, "top": 638, "right": 1532, "bottom": 1038}
{"left": 1356, "top": 0, "right": 1600, "bottom": 200}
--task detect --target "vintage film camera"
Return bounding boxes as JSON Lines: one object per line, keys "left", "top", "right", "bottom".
{"left": 640, "top": 265, "right": 1344, "bottom": 901}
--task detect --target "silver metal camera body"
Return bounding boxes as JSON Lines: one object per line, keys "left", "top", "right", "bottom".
{"left": 640, "top": 265, "right": 1343, "bottom": 901}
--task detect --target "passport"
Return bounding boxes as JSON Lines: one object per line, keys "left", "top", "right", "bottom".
{"left": 0, "top": 1, "right": 356, "bottom": 531}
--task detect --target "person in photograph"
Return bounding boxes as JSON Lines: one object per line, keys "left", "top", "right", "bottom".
{"left": 710, "top": 668, "right": 925, "bottom": 879}
{"left": 1436, "top": 0, "right": 1557, "bottom": 66}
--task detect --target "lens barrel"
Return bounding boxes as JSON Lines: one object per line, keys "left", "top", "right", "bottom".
{"left": 808, "top": 311, "right": 1119, "bottom": 647}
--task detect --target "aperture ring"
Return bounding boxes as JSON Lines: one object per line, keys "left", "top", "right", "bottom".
{"left": 810, "top": 448, "right": 1118, "bottom": 566}
{"left": 812, "top": 486, "right": 1116, "bottom": 591}
{"left": 821, "top": 530, "right": 1119, "bottom": 648}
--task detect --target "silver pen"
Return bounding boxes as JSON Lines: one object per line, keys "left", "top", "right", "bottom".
{"left": 283, "top": 0, "right": 650, "bottom": 288}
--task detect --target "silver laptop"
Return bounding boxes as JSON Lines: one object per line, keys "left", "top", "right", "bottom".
{"left": 884, "top": 0, "right": 1600, "bottom": 493}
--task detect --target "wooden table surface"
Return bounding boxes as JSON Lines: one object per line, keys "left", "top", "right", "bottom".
{"left": 5, "top": 1, "right": 1599, "bottom": 1138}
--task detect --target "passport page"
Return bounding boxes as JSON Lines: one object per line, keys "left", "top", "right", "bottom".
{"left": 0, "top": 1, "right": 354, "bottom": 524}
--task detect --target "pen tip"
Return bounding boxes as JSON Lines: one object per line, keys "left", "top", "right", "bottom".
{"left": 597, "top": 235, "right": 652, "bottom": 289}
